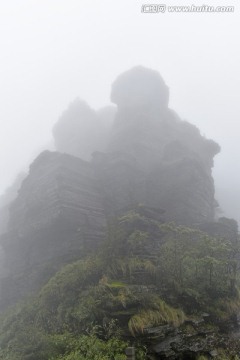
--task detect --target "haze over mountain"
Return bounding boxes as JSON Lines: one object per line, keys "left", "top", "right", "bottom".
{"left": 0, "top": 3, "right": 239, "bottom": 358}
{"left": 0, "top": 1, "right": 240, "bottom": 222}
{"left": 0, "top": 66, "right": 239, "bottom": 359}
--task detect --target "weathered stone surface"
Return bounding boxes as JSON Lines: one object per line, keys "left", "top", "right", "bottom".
{"left": 9, "top": 151, "right": 105, "bottom": 256}
{"left": 0, "top": 173, "right": 25, "bottom": 236}
{"left": 151, "top": 332, "right": 238, "bottom": 360}
{"left": 5, "top": 151, "right": 106, "bottom": 267}
{"left": 0, "top": 206, "right": 9, "bottom": 237}
{"left": 145, "top": 158, "right": 216, "bottom": 225}
{"left": 0, "top": 151, "right": 106, "bottom": 308}
{"left": 92, "top": 151, "right": 146, "bottom": 214}
{"left": 148, "top": 316, "right": 235, "bottom": 359}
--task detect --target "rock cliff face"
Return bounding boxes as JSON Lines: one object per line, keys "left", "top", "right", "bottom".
{"left": 0, "top": 173, "right": 26, "bottom": 236}
{"left": 0, "top": 66, "right": 223, "bottom": 309}
{"left": 4, "top": 151, "right": 106, "bottom": 271}
{"left": 0, "top": 151, "right": 106, "bottom": 308}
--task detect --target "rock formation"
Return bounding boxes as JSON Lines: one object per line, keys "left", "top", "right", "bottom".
{"left": 105, "top": 66, "right": 220, "bottom": 224}
{"left": 53, "top": 98, "right": 115, "bottom": 160}
{"left": 0, "top": 66, "right": 224, "bottom": 310}
{"left": 51, "top": 66, "right": 220, "bottom": 225}
{"left": 0, "top": 151, "right": 106, "bottom": 308}
{"left": 4, "top": 151, "right": 106, "bottom": 269}
{"left": 0, "top": 172, "right": 26, "bottom": 236}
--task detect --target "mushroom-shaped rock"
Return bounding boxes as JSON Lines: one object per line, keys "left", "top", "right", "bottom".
{"left": 111, "top": 66, "right": 169, "bottom": 111}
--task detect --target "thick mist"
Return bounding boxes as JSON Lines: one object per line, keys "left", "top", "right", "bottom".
{"left": 0, "top": 0, "right": 239, "bottom": 220}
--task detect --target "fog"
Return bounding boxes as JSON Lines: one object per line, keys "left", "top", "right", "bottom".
{"left": 0, "top": 0, "right": 240, "bottom": 220}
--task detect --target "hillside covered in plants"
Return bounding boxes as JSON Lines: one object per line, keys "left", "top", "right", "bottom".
{"left": 0, "top": 67, "right": 239, "bottom": 359}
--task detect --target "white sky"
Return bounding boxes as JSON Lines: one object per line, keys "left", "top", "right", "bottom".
{"left": 0, "top": 0, "right": 239, "bottom": 218}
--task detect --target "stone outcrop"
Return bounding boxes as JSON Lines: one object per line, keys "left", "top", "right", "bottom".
{"left": 105, "top": 66, "right": 220, "bottom": 224}
{"left": 149, "top": 318, "right": 237, "bottom": 360}
{"left": 0, "top": 206, "right": 9, "bottom": 237}
{"left": 53, "top": 99, "right": 115, "bottom": 160}
{"left": 0, "top": 66, "right": 224, "bottom": 310}
{"left": 51, "top": 66, "right": 220, "bottom": 225}
{"left": 0, "top": 151, "right": 106, "bottom": 308}
{"left": 0, "top": 173, "right": 26, "bottom": 236}
{"left": 92, "top": 151, "right": 146, "bottom": 215}
{"left": 4, "top": 151, "right": 106, "bottom": 271}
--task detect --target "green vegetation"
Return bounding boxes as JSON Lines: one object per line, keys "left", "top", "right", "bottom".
{"left": 0, "top": 208, "right": 240, "bottom": 359}
{"left": 0, "top": 329, "right": 130, "bottom": 360}
{"left": 128, "top": 296, "right": 185, "bottom": 336}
